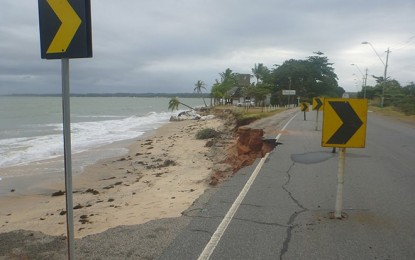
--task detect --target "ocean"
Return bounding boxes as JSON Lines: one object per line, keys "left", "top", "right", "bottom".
{"left": 0, "top": 96, "right": 205, "bottom": 190}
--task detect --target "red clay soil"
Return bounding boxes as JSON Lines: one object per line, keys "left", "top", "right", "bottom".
{"left": 209, "top": 126, "right": 275, "bottom": 185}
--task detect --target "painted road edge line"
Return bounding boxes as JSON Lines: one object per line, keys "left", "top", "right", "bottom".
{"left": 197, "top": 112, "right": 298, "bottom": 260}
{"left": 276, "top": 112, "right": 297, "bottom": 142}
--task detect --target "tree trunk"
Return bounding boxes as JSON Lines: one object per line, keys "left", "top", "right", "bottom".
{"left": 179, "top": 102, "right": 195, "bottom": 110}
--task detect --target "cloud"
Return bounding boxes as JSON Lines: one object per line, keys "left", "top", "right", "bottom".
{"left": 1, "top": 0, "right": 414, "bottom": 95}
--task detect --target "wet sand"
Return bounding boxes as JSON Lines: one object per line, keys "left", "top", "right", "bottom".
{"left": 0, "top": 117, "right": 231, "bottom": 238}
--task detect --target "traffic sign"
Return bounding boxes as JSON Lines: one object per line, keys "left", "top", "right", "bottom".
{"left": 312, "top": 97, "right": 324, "bottom": 111}
{"left": 38, "top": 0, "right": 92, "bottom": 59}
{"left": 300, "top": 102, "right": 309, "bottom": 112}
{"left": 282, "top": 90, "right": 296, "bottom": 95}
{"left": 322, "top": 98, "right": 368, "bottom": 148}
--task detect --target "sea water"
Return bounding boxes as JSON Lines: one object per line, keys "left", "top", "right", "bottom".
{"left": 0, "top": 96, "right": 204, "bottom": 184}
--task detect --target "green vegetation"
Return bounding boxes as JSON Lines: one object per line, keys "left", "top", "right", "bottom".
{"left": 362, "top": 81, "right": 415, "bottom": 115}
{"left": 232, "top": 108, "right": 284, "bottom": 127}
{"left": 168, "top": 97, "right": 194, "bottom": 111}
{"left": 210, "top": 68, "right": 238, "bottom": 105}
{"left": 370, "top": 105, "right": 415, "bottom": 125}
{"left": 194, "top": 80, "right": 207, "bottom": 107}
{"left": 206, "top": 52, "right": 344, "bottom": 108}
{"left": 199, "top": 51, "right": 414, "bottom": 115}
{"left": 195, "top": 128, "right": 220, "bottom": 139}
{"left": 6, "top": 93, "right": 209, "bottom": 98}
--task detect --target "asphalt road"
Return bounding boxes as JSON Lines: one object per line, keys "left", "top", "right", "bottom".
{"left": 159, "top": 109, "right": 415, "bottom": 260}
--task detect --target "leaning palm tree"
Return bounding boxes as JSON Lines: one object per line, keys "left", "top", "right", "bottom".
{"left": 168, "top": 97, "right": 195, "bottom": 111}
{"left": 194, "top": 80, "right": 207, "bottom": 107}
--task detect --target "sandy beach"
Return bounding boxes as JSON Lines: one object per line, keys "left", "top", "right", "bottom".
{"left": 0, "top": 116, "right": 233, "bottom": 238}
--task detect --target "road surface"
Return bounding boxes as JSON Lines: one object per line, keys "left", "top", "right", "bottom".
{"left": 159, "top": 108, "right": 415, "bottom": 260}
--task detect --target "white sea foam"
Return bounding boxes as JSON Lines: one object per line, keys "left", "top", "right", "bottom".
{"left": 0, "top": 111, "right": 173, "bottom": 168}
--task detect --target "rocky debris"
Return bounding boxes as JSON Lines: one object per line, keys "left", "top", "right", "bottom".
{"left": 170, "top": 110, "right": 217, "bottom": 121}
{"left": 170, "top": 110, "right": 201, "bottom": 121}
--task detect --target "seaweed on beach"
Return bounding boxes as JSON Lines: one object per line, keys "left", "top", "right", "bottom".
{"left": 51, "top": 190, "right": 65, "bottom": 197}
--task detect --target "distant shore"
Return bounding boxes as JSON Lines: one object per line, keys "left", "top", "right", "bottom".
{"left": 0, "top": 116, "right": 230, "bottom": 238}
{"left": 1, "top": 92, "right": 210, "bottom": 98}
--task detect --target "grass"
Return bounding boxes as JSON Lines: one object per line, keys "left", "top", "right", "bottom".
{"left": 369, "top": 106, "right": 415, "bottom": 125}
{"left": 213, "top": 105, "right": 285, "bottom": 126}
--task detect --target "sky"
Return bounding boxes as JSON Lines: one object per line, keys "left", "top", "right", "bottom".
{"left": 1, "top": 0, "right": 414, "bottom": 95}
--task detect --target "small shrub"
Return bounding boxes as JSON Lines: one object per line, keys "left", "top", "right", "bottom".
{"left": 196, "top": 128, "right": 219, "bottom": 139}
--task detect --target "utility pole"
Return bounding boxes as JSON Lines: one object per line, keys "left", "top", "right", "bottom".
{"left": 381, "top": 48, "right": 391, "bottom": 107}
{"left": 351, "top": 63, "right": 367, "bottom": 99}
{"left": 288, "top": 77, "right": 292, "bottom": 107}
{"left": 361, "top": 42, "right": 391, "bottom": 108}
{"left": 364, "top": 68, "right": 368, "bottom": 99}
{"left": 384, "top": 48, "right": 390, "bottom": 81}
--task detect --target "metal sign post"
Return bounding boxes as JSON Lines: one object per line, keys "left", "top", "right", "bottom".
{"left": 335, "top": 147, "right": 346, "bottom": 218}
{"left": 312, "top": 97, "right": 324, "bottom": 131}
{"left": 321, "top": 98, "right": 368, "bottom": 219}
{"left": 38, "top": 1, "right": 92, "bottom": 258}
{"left": 300, "top": 102, "right": 309, "bottom": 120}
{"left": 61, "top": 58, "right": 75, "bottom": 259}
{"left": 315, "top": 109, "right": 319, "bottom": 130}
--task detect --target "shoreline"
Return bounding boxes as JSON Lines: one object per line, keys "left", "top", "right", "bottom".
{"left": 0, "top": 116, "right": 230, "bottom": 238}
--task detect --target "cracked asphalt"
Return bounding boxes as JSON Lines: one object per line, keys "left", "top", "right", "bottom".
{"left": 159, "top": 109, "right": 415, "bottom": 259}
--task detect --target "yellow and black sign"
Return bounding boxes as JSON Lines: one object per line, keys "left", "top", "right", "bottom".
{"left": 322, "top": 98, "right": 368, "bottom": 148}
{"left": 38, "top": 0, "right": 92, "bottom": 59}
{"left": 300, "top": 102, "right": 309, "bottom": 112}
{"left": 312, "top": 97, "right": 324, "bottom": 111}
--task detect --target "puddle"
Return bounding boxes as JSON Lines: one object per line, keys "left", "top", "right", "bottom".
{"left": 291, "top": 151, "right": 336, "bottom": 164}
{"left": 291, "top": 151, "right": 370, "bottom": 164}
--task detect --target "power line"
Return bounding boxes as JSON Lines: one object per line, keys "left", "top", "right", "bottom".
{"left": 391, "top": 35, "right": 415, "bottom": 50}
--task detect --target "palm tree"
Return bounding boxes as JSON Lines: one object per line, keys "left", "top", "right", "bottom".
{"left": 194, "top": 80, "right": 207, "bottom": 107}
{"left": 168, "top": 97, "right": 180, "bottom": 111}
{"left": 251, "top": 63, "right": 264, "bottom": 83}
{"left": 168, "top": 97, "right": 195, "bottom": 111}
{"left": 219, "top": 68, "right": 235, "bottom": 83}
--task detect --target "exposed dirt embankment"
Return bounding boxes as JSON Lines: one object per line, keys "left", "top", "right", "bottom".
{"left": 208, "top": 110, "right": 277, "bottom": 185}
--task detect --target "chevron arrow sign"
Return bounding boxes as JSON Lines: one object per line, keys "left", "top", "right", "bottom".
{"left": 38, "top": 0, "right": 92, "bottom": 59}
{"left": 300, "top": 102, "right": 309, "bottom": 112}
{"left": 322, "top": 98, "right": 368, "bottom": 148}
{"left": 312, "top": 97, "right": 324, "bottom": 111}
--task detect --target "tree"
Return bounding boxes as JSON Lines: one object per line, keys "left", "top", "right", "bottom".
{"left": 168, "top": 97, "right": 194, "bottom": 111}
{"left": 251, "top": 63, "right": 269, "bottom": 83}
{"left": 372, "top": 75, "right": 388, "bottom": 84}
{"left": 210, "top": 68, "right": 238, "bottom": 105}
{"left": 211, "top": 81, "right": 225, "bottom": 105}
{"left": 219, "top": 68, "right": 236, "bottom": 84}
{"left": 244, "top": 83, "right": 272, "bottom": 110}
{"left": 306, "top": 52, "right": 339, "bottom": 96}
{"left": 194, "top": 80, "right": 207, "bottom": 107}
{"left": 269, "top": 52, "right": 342, "bottom": 104}
{"left": 402, "top": 82, "right": 415, "bottom": 96}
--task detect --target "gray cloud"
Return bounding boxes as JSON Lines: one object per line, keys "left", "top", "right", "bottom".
{"left": 1, "top": 0, "right": 414, "bottom": 95}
